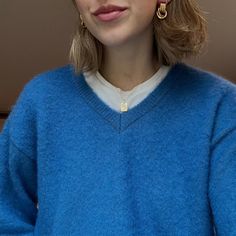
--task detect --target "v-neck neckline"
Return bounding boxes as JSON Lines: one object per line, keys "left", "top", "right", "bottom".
{"left": 71, "top": 63, "right": 182, "bottom": 133}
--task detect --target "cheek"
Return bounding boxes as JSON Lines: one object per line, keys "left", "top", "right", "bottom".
{"left": 132, "top": 1, "right": 157, "bottom": 28}
{"left": 74, "top": 0, "right": 88, "bottom": 13}
{"left": 135, "top": 0, "right": 157, "bottom": 16}
{"left": 125, "top": 1, "right": 156, "bottom": 31}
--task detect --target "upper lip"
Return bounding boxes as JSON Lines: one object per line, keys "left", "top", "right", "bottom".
{"left": 92, "top": 5, "right": 128, "bottom": 16}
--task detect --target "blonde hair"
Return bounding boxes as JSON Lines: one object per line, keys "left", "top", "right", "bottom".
{"left": 69, "top": 0, "right": 207, "bottom": 75}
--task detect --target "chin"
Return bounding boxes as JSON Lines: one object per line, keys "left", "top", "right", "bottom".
{"left": 99, "top": 38, "right": 127, "bottom": 47}
{"left": 94, "top": 31, "right": 134, "bottom": 48}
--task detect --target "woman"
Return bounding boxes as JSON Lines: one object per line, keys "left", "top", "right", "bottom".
{"left": 0, "top": 0, "right": 236, "bottom": 235}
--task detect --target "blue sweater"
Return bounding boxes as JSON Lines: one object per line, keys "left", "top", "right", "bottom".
{"left": 0, "top": 63, "right": 236, "bottom": 236}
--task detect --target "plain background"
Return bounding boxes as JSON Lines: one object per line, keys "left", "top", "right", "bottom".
{"left": 0, "top": 0, "right": 236, "bottom": 120}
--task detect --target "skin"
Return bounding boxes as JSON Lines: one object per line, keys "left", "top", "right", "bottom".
{"left": 75, "top": 0, "right": 164, "bottom": 91}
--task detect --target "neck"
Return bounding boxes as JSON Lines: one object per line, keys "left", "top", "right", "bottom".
{"left": 99, "top": 26, "right": 159, "bottom": 91}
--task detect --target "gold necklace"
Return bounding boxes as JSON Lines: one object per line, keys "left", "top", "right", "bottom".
{"left": 120, "top": 100, "right": 128, "bottom": 112}
{"left": 119, "top": 91, "right": 132, "bottom": 112}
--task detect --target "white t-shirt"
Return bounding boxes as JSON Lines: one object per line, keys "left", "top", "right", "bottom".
{"left": 83, "top": 65, "right": 171, "bottom": 112}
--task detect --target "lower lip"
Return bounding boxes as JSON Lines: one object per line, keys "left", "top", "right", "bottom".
{"left": 94, "top": 9, "right": 127, "bottom": 22}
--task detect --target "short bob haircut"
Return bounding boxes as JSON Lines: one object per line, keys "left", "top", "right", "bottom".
{"left": 69, "top": 0, "right": 207, "bottom": 75}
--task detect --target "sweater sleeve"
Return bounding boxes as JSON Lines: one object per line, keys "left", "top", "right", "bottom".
{"left": 0, "top": 81, "right": 38, "bottom": 235}
{"left": 208, "top": 85, "right": 236, "bottom": 235}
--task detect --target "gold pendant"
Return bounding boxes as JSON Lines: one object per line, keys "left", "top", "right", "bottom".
{"left": 120, "top": 102, "right": 128, "bottom": 112}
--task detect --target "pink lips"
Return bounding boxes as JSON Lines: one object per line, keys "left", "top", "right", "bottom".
{"left": 92, "top": 5, "right": 128, "bottom": 22}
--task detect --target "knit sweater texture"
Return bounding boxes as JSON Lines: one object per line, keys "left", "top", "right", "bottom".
{"left": 0, "top": 63, "right": 236, "bottom": 236}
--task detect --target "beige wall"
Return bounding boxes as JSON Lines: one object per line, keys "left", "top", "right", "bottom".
{"left": 0, "top": 0, "right": 76, "bottom": 112}
{"left": 189, "top": 0, "right": 236, "bottom": 80}
{"left": 0, "top": 0, "right": 236, "bottom": 114}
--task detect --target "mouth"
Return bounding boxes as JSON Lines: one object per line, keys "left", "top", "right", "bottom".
{"left": 92, "top": 5, "right": 128, "bottom": 22}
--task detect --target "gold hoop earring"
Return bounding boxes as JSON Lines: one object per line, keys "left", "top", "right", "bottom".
{"left": 79, "top": 14, "right": 87, "bottom": 29}
{"left": 156, "top": 3, "right": 168, "bottom": 20}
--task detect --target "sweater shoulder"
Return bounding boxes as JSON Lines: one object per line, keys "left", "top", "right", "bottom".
{"left": 16, "top": 64, "right": 81, "bottom": 108}
{"left": 2, "top": 64, "right": 77, "bottom": 159}
{"left": 176, "top": 63, "right": 236, "bottom": 95}
{"left": 169, "top": 64, "right": 236, "bottom": 112}
{"left": 32, "top": 64, "right": 74, "bottom": 81}
{"left": 25, "top": 64, "right": 75, "bottom": 93}
{"left": 176, "top": 64, "right": 236, "bottom": 143}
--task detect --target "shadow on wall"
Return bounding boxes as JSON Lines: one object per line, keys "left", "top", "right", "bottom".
{"left": 0, "top": 120, "right": 5, "bottom": 132}
{"left": 0, "top": 112, "right": 8, "bottom": 131}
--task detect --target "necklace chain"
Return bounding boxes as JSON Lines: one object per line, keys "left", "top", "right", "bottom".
{"left": 119, "top": 89, "right": 138, "bottom": 112}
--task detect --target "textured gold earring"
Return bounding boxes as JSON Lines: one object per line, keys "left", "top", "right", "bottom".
{"left": 156, "top": 2, "right": 168, "bottom": 20}
{"left": 79, "top": 14, "right": 87, "bottom": 29}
